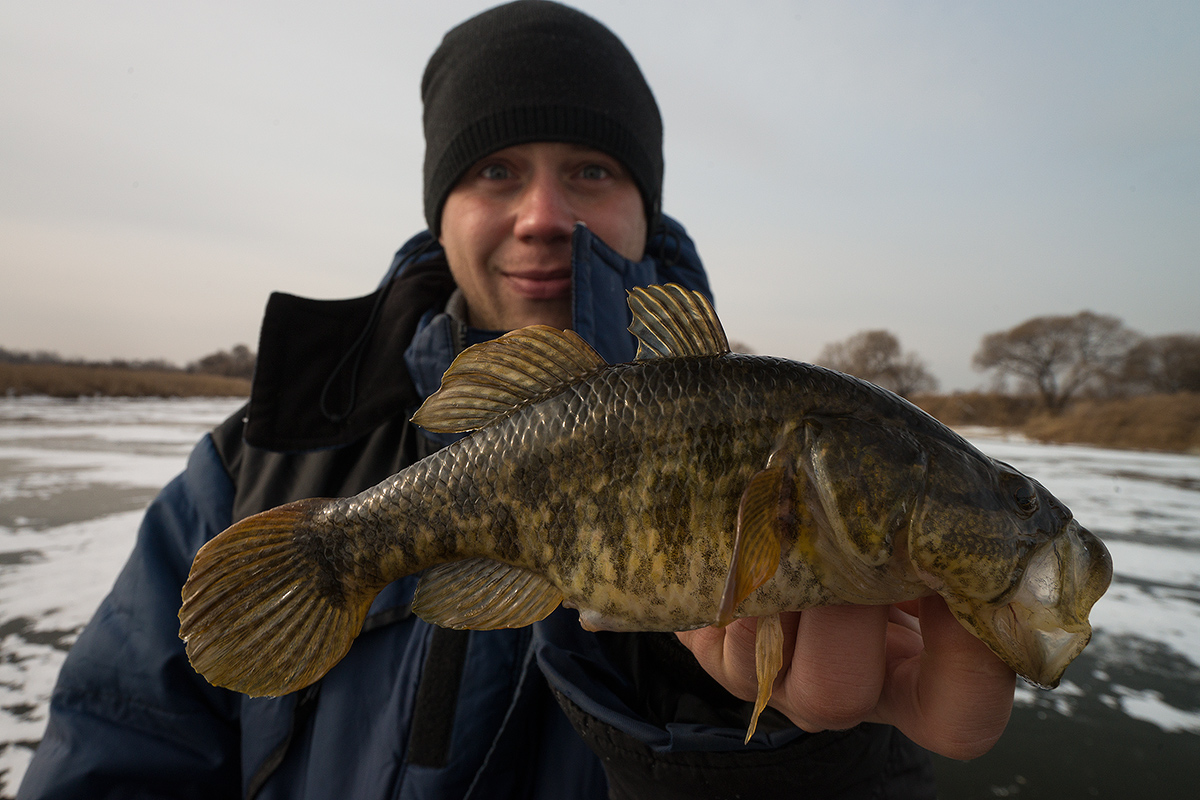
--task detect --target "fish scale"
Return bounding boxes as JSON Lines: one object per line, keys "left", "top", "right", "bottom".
{"left": 179, "top": 284, "right": 1112, "bottom": 743}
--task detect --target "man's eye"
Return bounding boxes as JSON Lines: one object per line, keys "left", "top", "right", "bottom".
{"left": 579, "top": 164, "right": 610, "bottom": 180}
{"left": 480, "top": 164, "right": 511, "bottom": 180}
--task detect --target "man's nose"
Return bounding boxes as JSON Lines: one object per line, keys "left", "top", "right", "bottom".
{"left": 513, "top": 172, "right": 575, "bottom": 242}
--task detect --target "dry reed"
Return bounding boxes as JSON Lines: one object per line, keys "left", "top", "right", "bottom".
{"left": 912, "top": 392, "right": 1041, "bottom": 428}
{"left": 914, "top": 391, "right": 1200, "bottom": 454}
{"left": 1022, "top": 393, "right": 1200, "bottom": 454}
{"left": 1, "top": 362, "right": 250, "bottom": 398}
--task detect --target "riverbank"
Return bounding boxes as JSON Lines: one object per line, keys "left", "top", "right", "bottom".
{"left": 4, "top": 363, "right": 1197, "bottom": 454}
{"left": 914, "top": 391, "right": 1200, "bottom": 454}
{"left": 0, "top": 362, "right": 249, "bottom": 399}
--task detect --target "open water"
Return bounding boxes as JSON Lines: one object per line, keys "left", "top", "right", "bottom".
{"left": 0, "top": 398, "right": 1196, "bottom": 798}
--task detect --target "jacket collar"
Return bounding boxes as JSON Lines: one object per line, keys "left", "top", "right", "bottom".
{"left": 403, "top": 215, "right": 709, "bottom": 420}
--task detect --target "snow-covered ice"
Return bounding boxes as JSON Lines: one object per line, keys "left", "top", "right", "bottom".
{"left": 0, "top": 397, "right": 244, "bottom": 795}
{"left": 1, "top": 401, "right": 1196, "bottom": 795}
{"left": 958, "top": 428, "right": 1200, "bottom": 739}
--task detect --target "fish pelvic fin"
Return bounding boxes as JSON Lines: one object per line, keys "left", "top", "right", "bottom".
{"left": 627, "top": 284, "right": 729, "bottom": 360}
{"left": 747, "top": 612, "right": 784, "bottom": 743}
{"left": 412, "top": 558, "right": 564, "bottom": 629}
{"left": 179, "top": 498, "right": 378, "bottom": 697}
{"left": 412, "top": 326, "right": 606, "bottom": 434}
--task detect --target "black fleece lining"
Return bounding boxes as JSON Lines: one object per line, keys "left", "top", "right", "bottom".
{"left": 243, "top": 258, "right": 456, "bottom": 452}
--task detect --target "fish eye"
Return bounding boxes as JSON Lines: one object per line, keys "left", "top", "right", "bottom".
{"left": 997, "top": 465, "right": 1039, "bottom": 518}
{"left": 1013, "top": 482, "right": 1039, "bottom": 517}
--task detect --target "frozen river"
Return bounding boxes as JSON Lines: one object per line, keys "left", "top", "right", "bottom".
{"left": 0, "top": 396, "right": 247, "bottom": 796}
{"left": 1, "top": 397, "right": 1197, "bottom": 797}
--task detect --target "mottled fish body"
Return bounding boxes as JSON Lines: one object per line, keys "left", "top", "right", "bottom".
{"left": 179, "top": 285, "right": 1112, "bottom": 742}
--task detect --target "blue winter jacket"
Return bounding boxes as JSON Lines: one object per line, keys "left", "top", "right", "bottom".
{"left": 19, "top": 219, "right": 935, "bottom": 799}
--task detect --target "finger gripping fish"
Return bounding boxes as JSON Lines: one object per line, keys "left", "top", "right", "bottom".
{"left": 179, "top": 285, "right": 1112, "bottom": 742}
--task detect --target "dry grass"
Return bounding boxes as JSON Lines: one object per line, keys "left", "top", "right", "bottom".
{"left": 911, "top": 392, "right": 1041, "bottom": 428}
{"left": 1022, "top": 393, "right": 1200, "bottom": 454}
{"left": 1, "top": 362, "right": 250, "bottom": 398}
{"left": 914, "top": 391, "right": 1200, "bottom": 454}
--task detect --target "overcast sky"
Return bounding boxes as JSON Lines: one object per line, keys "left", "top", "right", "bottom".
{"left": 3, "top": 1, "right": 1197, "bottom": 390}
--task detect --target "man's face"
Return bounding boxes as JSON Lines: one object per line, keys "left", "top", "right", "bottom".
{"left": 439, "top": 141, "right": 647, "bottom": 331}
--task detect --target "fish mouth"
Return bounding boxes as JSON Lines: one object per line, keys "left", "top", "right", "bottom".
{"left": 971, "top": 521, "right": 1113, "bottom": 688}
{"left": 989, "top": 593, "right": 1091, "bottom": 689}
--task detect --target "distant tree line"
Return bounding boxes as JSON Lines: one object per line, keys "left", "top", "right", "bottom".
{"left": 184, "top": 344, "right": 256, "bottom": 379}
{"left": 1, "top": 344, "right": 256, "bottom": 380}
{"left": 814, "top": 311, "right": 1199, "bottom": 413}
{"left": 973, "top": 312, "right": 1200, "bottom": 412}
{"left": 0, "top": 346, "right": 178, "bottom": 372}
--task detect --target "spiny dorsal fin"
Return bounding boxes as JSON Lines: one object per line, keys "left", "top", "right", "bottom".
{"left": 412, "top": 558, "right": 564, "bottom": 629}
{"left": 411, "top": 326, "right": 606, "bottom": 434}
{"left": 627, "top": 284, "right": 729, "bottom": 360}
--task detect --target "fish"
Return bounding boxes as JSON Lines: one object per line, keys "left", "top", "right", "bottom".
{"left": 178, "top": 284, "right": 1113, "bottom": 743}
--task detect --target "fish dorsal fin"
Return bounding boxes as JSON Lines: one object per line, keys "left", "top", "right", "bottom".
{"left": 627, "top": 284, "right": 730, "bottom": 360}
{"left": 412, "top": 326, "right": 606, "bottom": 434}
{"left": 412, "top": 558, "right": 564, "bottom": 630}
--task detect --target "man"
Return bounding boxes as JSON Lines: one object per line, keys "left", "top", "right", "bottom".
{"left": 19, "top": 2, "right": 1013, "bottom": 798}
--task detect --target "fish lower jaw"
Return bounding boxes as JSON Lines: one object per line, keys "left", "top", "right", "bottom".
{"left": 971, "top": 525, "right": 1108, "bottom": 689}
{"left": 989, "top": 598, "right": 1092, "bottom": 689}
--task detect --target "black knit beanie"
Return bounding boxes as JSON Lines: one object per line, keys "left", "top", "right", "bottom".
{"left": 421, "top": 0, "right": 663, "bottom": 237}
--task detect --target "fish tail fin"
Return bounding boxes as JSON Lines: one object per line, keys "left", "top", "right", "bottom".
{"left": 178, "top": 498, "right": 378, "bottom": 697}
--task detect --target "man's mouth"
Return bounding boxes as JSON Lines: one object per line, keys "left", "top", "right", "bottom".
{"left": 502, "top": 269, "right": 572, "bottom": 300}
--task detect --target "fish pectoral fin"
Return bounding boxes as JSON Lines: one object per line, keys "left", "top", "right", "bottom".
{"left": 411, "top": 326, "right": 606, "bottom": 434}
{"left": 747, "top": 612, "right": 784, "bottom": 744}
{"left": 717, "top": 466, "right": 789, "bottom": 626}
{"left": 412, "top": 558, "right": 564, "bottom": 630}
{"left": 627, "top": 284, "right": 729, "bottom": 360}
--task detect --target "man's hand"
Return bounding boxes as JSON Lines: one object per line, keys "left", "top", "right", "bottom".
{"left": 675, "top": 595, "right": 1016, "bottom": 760}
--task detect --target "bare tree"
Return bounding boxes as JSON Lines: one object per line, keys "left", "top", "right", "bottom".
{"left": 1120, "top": 334, "right": 1200, "bottom": 393}
{"left": 889, "top": 354, "right": 941, "bottom": 398}
{"left": 817, "top": 330, "right": 938, "bottom": 398}
{"left": 973, "top": 311, "right": 1139, "bottom": 412}
{"left": 188, "top": 344, "right": 256, "bottom": 379}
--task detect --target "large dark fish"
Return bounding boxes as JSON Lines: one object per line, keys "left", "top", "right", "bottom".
{"left": 179, "top": 285, "right": 1112, "bottom": 741}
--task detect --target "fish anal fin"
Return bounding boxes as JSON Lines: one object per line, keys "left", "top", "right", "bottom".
{"left": 746, "top": 612, "right": 784, "bottom": 743}
{"left": 717, "top": 464, "right": 789, "bottom": 627}
{"left": 627, "top": 284, "right": 729, "bottom": 360}
{"left": 413, "top": 558, "right": 564, "bottom": 630}
{"left": 412, "top": 326, "right": 606, "bottom": 434}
